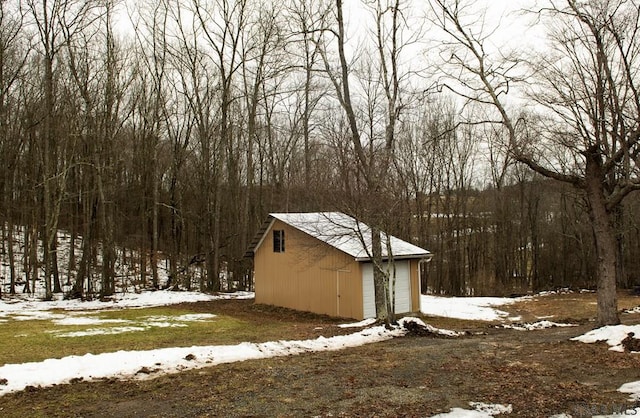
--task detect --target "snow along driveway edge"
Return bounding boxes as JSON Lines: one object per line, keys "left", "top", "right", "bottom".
{"left": 0, "top": 317, "right": 428, "bottom": 397}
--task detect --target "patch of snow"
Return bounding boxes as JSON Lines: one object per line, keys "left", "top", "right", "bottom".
{"left": 1, "top": 291, "right": 230, "bottom": 337}
{"left": 0, "top": 321, "right": 407, "bottom": 397}
{"left": 138, "top": 322, "right": 188, "bottom": 329}
{"left": 594, "top": 384, "right": 640, "bottom": 418}
{"left": 45, "top": 313, "right": 218, "bottom": 338}
{"left": 421, "top": 295, "right": 526, "bottom": 322}
{"left": 0, "top": 291, "right": 252, "bottom": 319}
{"left": 430, "top": 408, "right": 493, "bottom": 417}
{"left": 536, "top": 288, "right": 573, "bottom": 296}
{"left": 499, "top": 321, "right": 577, "bottom": 331}
{"left": 624, "top": 306, "right": 640, "bottom": 314}
{"left": 425, "top": 324, "right": 463, "bottom": 337}
{"left": 619, "top": 381, "right": 640, "bottom": 401}
{"left": 400, "top": 317, "right": 463, "bottom": 337}
{"left": 593, "top": 408, "right": 640, "bottom": 418}
{"left": 430, "top": 402, "right": 512, "bottom": 417}
{"left": 469, "top": 403, "right": 512, "bottom": 415}
{"left": 49, "top": 326, "right": 150, "bottom": 338}
{"left": 144, "top": 313, "right": 217, "bottom": 323}
{"left": 571, "top": 325, "right": 640, "bottom": 352}
{"left": 215, "top": 291, "right": 255, "bottom": 300}
{"left": 53, "top": 317, "right": 129, "bottom": 326}
{"left": 7, "top": 311, "right": 67, "bottom": 321}
{"left": 338, "top": 318, "right": 377, "bottom": 328}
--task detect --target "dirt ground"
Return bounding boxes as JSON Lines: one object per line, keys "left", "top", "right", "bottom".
{"left": 2, "top": 297, "right": 640, "bottom": 418}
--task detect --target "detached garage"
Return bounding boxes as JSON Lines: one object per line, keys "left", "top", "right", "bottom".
{"left": 246, "top": 212, "right": 431, "bottom": 320}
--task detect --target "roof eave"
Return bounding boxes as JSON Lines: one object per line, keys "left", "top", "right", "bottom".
{"left": 354, "top": 253, "right": 432, "bottom": 262}
{"left": 244, "top": 216, "right": 276, "bottom": 258}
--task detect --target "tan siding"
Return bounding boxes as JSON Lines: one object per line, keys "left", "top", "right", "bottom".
{"left": 254, "top": 219, "right": 364, "bottom": 319}
{"left": 254, "top": 218, "right": 426, "bottom": 319}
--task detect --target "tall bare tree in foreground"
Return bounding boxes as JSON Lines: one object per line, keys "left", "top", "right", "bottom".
{"left": 316, "top": 0, "right": 422, "bottom": 323}
{"left": 430, "top": 0, "right": 640, "bottom": 325}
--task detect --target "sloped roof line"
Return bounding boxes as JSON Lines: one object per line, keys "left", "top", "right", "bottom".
{"left": 265, "top": 212, "right": 430, "bottom": 261}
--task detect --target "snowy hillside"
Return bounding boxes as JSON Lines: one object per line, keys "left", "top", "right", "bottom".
{"left": 0, "top": 226, "right": 203, "bottom": 299}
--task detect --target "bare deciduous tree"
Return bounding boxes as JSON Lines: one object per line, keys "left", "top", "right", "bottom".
{"left": 430, "top": 0, "right": 640, "bottom": 325}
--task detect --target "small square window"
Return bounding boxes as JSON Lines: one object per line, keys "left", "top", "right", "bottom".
{"left": 273, "top": 230, "right": 285, "bottom": 253}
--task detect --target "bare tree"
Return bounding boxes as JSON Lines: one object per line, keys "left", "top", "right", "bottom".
{"left": 0, "top": 2, "right": 29, "bottom": 295}
{"left": 315, "top": 0, "right": 423, "bottom": 323}
{"left": 191, "top": 0, "right": 247, "bottom": 291}
{"left": 25, "top": 0, "right": 101, "bottom": 299}
{"left": 430, "top": 0, "right": 640, "bottom": 325}
{"left": 65, "top": 0, "right": 131, "bottom": 298}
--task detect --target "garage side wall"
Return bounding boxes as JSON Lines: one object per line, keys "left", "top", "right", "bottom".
{"left": 254, "top": 219, "right": 364, "bottom": 319}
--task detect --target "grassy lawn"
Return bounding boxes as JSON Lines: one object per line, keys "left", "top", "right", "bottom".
{"left": 3, "top": 291, "right": 639, "bottom": 368}
{"left": 0, "top": 304, "right": 276, "bottom": 365}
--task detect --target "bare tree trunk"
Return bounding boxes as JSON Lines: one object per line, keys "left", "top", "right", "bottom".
{"left": 42, "top": 47, "right": 54, "bottom": 301}
{"left": 28, "top": 223, "right": 37, "bottom": 295}
{"left": 371, "top": 224, "right": 388, "bottom": 323}
{"left": 585, "top": 150, "right": 620, "bottom": 326}
{"left": 52, "top": 235, "right": 62, "bottom": 293}
{"left": 72, "top": 197, "right": 97, "bottom": 299}
{"left": 151, "top": 169, "right": 159, "bottom": 289}
{"left": 6, "top": 219, "right": 16, "bottom": 294}
{"left": 68, "top": 210, "right": 76, "bottom": 286}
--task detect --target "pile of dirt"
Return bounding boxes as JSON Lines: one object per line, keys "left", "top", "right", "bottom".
{"left": 622, "top": 332, "right": 640, "bottom": 352}
{"left": 402, "top": 319, "right": 456, "bottom": 338}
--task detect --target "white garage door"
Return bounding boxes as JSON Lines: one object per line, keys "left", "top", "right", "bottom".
{"left": 362, "top": 260, "right": 411, "bottom": 318}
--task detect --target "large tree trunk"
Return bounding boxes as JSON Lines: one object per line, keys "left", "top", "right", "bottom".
{"left": 371, "top": 224, "right": 391, "bottom": 325}
{"left": 585, "top": 150, "right": 620, "bottom": 326}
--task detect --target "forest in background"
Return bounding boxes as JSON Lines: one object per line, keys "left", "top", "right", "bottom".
{"left": 0, "top": 0, "right": 639, "bottom": 300}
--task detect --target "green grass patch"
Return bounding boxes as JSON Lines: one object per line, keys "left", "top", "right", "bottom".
{"left": 0, "top": 305, "right": 270, "bottom": 365}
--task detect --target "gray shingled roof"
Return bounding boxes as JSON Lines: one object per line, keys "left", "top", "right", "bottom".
{"left": 248, "top": 212, "right": 430, "bottom": 261}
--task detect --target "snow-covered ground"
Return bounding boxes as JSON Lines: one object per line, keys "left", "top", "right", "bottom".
{"left": 499, "top": 321, "right": 577, "bottom": 331}
{"left": 571, "top": 324, "right": 640, "bottom": 353}
{"left": 431, "top": 402, "right": 513, "bottom": 417}
{"left": 0, "top": 291, "right": 448, "bottom": 400}
{"left": 0, "top": 290, "right": 247, "bottom": 318}
{"left": 2, "top": 290, "right": 640, "bottom": 417}
{"left": 420, "top": 294, "right": 525, "bottom": 321}
{"left": 0, "top": 227, "right": 243, "bottom": 299}
{"left": 570, "top": 325, "right": 640, "bottom": 417}
{"left": 0, "top": 319, "right": 409, "bottom": 397}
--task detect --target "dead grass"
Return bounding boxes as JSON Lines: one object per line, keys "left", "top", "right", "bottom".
{"left": 1, "top": 294, "right": 640, "bottom": 417}
{"left": 501, "top": 291, "right": 640, "bottom": 324}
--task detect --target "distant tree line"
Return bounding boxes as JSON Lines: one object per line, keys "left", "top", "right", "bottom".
{"left": 0, "top": 0, "right": 638, "bottom": 304}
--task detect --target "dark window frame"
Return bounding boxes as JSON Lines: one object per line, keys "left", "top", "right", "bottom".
{"left": 273, "top": 229, "right": 285, "bottom": 253}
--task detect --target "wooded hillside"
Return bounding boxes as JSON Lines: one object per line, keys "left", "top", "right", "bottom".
{"left": 1, "top": 0, "right": 638, "bottom": 299}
